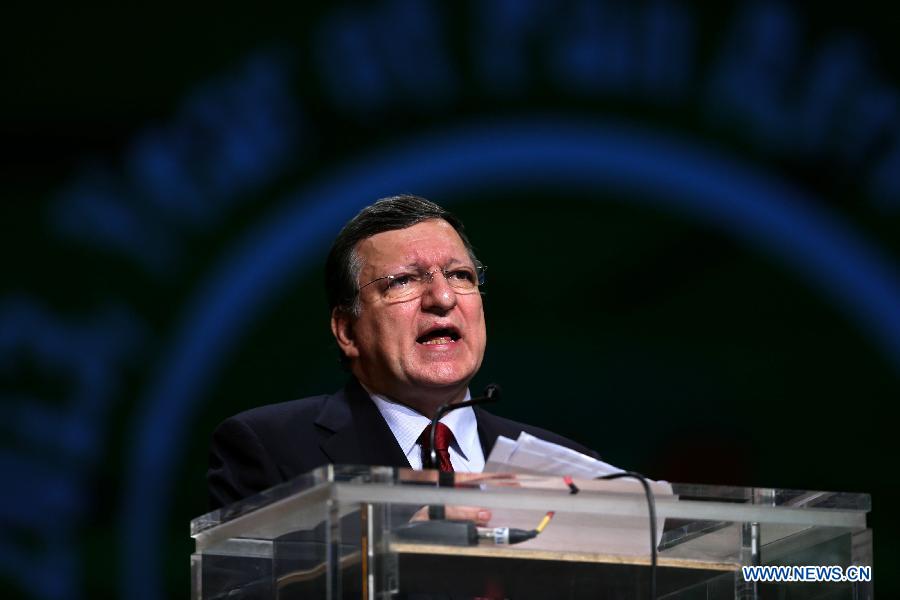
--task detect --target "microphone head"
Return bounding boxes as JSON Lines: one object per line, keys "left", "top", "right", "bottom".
{"left": 483, "top": 383, "right": 501, "bottom": 402}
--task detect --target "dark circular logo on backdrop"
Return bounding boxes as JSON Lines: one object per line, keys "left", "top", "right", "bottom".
{"left": 4, "top": 2, "right": 899, "bottom": 598}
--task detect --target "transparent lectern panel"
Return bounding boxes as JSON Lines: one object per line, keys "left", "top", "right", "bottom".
{"left": 191, "top": 466, "right": 872, "bottom": 599}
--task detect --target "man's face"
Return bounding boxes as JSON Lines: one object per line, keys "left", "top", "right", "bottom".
{"left": 333, "top": 219, "right": 487, "bottom": 405}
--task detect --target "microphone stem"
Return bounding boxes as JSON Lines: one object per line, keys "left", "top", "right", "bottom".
{"left": 425, "top": 385, "right": 501, "bottom": 470}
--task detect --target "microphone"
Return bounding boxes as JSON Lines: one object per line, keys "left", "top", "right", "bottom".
{"left": 426, "top": 384, "right": 501, "bottom": 470}
{"left": 400, "top": 385, "right": 556, "bottom": 549}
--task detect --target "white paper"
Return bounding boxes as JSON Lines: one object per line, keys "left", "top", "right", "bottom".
{"left": 482, "top": 432, "right": 674, "bottom": 551}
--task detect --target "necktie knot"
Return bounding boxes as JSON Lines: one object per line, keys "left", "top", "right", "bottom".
{"left": 418, "top": 422, "right": 455, "bottom": 471}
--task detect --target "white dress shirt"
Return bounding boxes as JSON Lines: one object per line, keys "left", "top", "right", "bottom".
{"left": 367, "top": 388, "right": 486, "bottom": 472}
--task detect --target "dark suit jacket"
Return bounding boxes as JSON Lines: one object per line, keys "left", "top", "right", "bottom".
{"left": 208, "top": 378, "right": 597, "bottom": 510}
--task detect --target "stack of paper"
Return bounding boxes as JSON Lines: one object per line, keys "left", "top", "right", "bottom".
{"left": 481, "top": 432, "right": 673, "bottom": 554}
{"left": 483, "top": 431, "right": 625, "bottom": 477}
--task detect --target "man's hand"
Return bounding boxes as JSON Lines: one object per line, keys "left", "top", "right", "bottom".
{"left": 400, "top": 471, "right": 522, "bottom": 526}
{"left": 410, "top": 504, "right": 492, "bottom": 526}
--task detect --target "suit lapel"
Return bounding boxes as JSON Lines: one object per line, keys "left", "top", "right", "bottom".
{"left": 475, "top": 406, "right": 530, "bottom": 460}
{"left": 316, "top": 378, "right": 411, "bottom": 468}
{"left": 316, "top": 382, "right": 523, "bottom": 469}
{"left": 474, "top": 406, "right": 503, "bottom": 459}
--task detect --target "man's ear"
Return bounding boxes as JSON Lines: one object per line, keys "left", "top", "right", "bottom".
{"left": 331, "top": 307, "right": 360, "bottom": 359}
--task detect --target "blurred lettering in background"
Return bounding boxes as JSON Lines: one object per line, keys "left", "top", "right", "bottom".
{"left": 1, "top": 1, "right": 898, "bottom": 598}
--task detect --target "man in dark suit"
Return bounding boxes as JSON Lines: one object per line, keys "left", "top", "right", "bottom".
{"left": 208, "top": 195, "right": 596, "bottom": 511}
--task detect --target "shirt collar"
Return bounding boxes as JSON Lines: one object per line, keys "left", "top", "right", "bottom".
{"left": 366, "top": 386, "right": 476, "bottom": 459}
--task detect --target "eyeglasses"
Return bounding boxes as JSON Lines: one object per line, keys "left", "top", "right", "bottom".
{"left": 358, "top": 265, "right": 487, "bottom": 302}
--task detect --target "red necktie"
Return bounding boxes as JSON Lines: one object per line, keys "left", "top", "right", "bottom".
{"left": 418, "top": 422, "right": 455, "bottom": 472}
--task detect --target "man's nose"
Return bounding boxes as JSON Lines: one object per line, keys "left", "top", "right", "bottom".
{"left": 421, "top": 271, "right": 457, "bottom": 312}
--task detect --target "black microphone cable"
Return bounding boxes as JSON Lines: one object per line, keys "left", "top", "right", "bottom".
{"left": 596, "top": 471, "right": 659, "bottom": 600}
{"left": 420, "top": 386, "right": 659, "bottom": 600}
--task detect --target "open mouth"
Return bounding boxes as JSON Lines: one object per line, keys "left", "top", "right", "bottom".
{"left": 416, "top": 327, "right": 461, "bottom": 345}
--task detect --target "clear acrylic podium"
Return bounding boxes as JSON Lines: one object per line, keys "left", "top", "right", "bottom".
{"left": 191, "top": 465, "right": 872, "bottom": 599}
